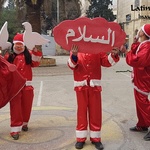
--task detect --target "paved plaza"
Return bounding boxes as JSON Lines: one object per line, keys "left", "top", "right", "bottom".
{"left": 0, "top": 56, "right": 149, "bottom": 150}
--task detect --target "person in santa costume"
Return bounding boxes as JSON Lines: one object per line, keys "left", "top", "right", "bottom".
{"left": 68, "top": 45, "right": 120, "bottom": 150}
{"left": 4, "top": 33, "right": 42, "bottom": 140}
{"left": 0, "top": 55, "right": 26, "bottom": 109}
{"left": 121, "top": 24, "right": 150, "bottom": 141}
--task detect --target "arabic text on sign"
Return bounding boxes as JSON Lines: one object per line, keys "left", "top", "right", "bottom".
{"left": 65, "top": 25, "right": 115, "bottom": 46}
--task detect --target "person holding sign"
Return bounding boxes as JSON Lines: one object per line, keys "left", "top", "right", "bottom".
{"left": 4, "top": 33, "right": 42, "bottom": 140}
{"left": 68, "top": 44, "right": 120, "bottom": 149}
{"left": 120, "top": 24, "right": 150, "bottom": 141}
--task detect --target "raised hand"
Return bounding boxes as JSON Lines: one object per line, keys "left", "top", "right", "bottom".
{"left": 71, "top": 45, "right": 78, "bottom": 56}
{"left": 111, "top": 47, "right": 120, "bottom": 56}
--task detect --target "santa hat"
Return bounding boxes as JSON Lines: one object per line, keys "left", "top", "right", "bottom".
{"left": 13, "top": 33, "right": 25, "bottom": 45}
{"left": 141, "top": 24, "right": 150, "bottom": 38}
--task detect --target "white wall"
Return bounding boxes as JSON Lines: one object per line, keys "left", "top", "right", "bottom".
{"left": 42, "top": 35, "right": 56, "bottom": 56}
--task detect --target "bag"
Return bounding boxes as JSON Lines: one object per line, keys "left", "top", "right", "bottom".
{"left": 0, "top": 56, "right": 26, "bottom": 108}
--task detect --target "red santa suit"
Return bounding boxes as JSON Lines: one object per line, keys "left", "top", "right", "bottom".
{"left": 68, "top": 52, "right": 119, "bottom": 142}
{"left": 0, "top": 55, "right": 26, "bottom": 109}
{"left": 5, "top": 33, "right": 42, "bottom": 136}
{"left": 126, "top": 40, "right": 150, "bottom": 128}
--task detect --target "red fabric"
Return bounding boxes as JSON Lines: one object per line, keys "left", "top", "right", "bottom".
{"left": 68, "top": 52, "right": 119, "bottom": 142}
{"left": 130, "top": 42, "right": 140, "bottom": 54}
{"left": 10, "top": 86, "right": 34, "bottom": 127}
{"left": 0, "top": 56, "right": 26, "bottom": 109}
{"left": 134, "top": 90, "right": 150, "bottom": 127}
{"left": 126, "top": 41, "right": 150, "bottom": 92}
{"left": 32, "top": 50, "right": 42, "bottom": 57}
{"left": 4, "top": 50, "right": 42, "bottom": 80}
{"left": 76, "top": 87, "right": 102, "bottom": 142}
{"left": 13, "top": 33, "right": 24, "bottom": 43}
{"left": 53, "top": 17, "right": 126, "bottom": 54}
{"left": 142, "top": 24, "right": 150, "bottom": 37}
{"left": 4, "top": 49, "right": 41, "bottom": 132}
{"left": 69, "top": 52, "right": 119, "bottom": 85}
{"left": 126, "top": 40, "right": 150, "bottom": 127}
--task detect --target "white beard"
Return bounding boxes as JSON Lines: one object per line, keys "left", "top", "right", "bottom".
{"left": 13, "top": 47, "right": 24, "bottom": 54}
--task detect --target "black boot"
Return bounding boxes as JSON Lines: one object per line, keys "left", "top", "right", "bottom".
{"left": 144, "top": 131, "right": 150, "bottom": 141}
{"left": 130, "top": 126, "right": 148, "bottom": 132}
{"left": 75, "top": 142, "right": 85, "bottom": 149}
{"left": 22, "top": 125, "right": 28, "bottom": 131}
{"left": 92, "top": 141, "right": 104, "bottom": 150}
{"left": 11, "top": 132, "right": 19, "bottom": 140}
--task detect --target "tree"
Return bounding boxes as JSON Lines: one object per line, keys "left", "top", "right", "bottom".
{"left": 14, "top": 0, "right": 52, "bottom": 34}
{"left": 87, "top": 0, "right": 116, "bottom": 21}
{"left": 0, "top": 0, "right": 7, "bottom": 16}
{"left": 41, "top": 0, "right": 53, "bottom": 34}
{"left": 64, "top": 0, "right": 81, "bottom": 20}
{"left": 41, "top": 0, "right": 81, "bottom": 34}
{"left": 24, "top": 0, "right": 44, "bottom": 33}
{"left": 15, "top": 0, "right": 26, "bottom": 24}
{"left": 0, "top": 0, "right": 7, "bottom": 9}
{"left": 0, "top": 0, "right": 22, "bottom": 42}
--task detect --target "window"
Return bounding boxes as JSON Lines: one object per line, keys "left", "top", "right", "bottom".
{"left": 134, "top": 0, "right": 139, "bottom": 7}
{"left": 126, "top": 14, "right": 131, "bottom": 22}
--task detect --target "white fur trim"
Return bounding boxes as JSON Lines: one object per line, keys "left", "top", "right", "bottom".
{"left": 74, "top": 79, "right": 101, "bottom": 87}
{"left": 90, "top": 130, "right": 101, "bottom": 138}
{"left": 68, "top": 58, "right": 77, "bottom": 68}
{"left": 11, "top": 126, "right": 22, "bottom": 132}
{"left": 76, "top": 130, "right": 88, "bottom": 138}
{"left": 23, "top": 122, "right": 28, "bottom": 126}
{"left": 90, "top": 79, "right": 101, "bottom": 87}
{"left": 108, "top": 53, "right": 116, "bottom": 66}
{"left": 136, "top": 40, "right": 150, "bottom": 55}
{"left": 141, "top": 25, "right": 150, "bottom": 38}
{"left": 26, "top": 81, "right": 32, "bottom": 86}
{"left": 74, "top": 80, "right": 87, "bottom": 87}
{"left": 32, "top": 54, "right": 42, "bottom": 62}
{"left": 133, "top": 84, "right": 150, "bottom": 96}
{"left": 13, "top": 41, "right": 25, "bottom": 45}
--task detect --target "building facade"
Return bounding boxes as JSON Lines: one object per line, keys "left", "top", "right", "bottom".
{"left": 117, "top": 0, "right": 150, "bottom": 47}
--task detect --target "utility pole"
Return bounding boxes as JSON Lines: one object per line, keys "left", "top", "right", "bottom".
{"left": 57, "top": 0, "right": 59, "bottom": 23}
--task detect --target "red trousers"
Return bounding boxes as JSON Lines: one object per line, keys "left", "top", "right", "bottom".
{"left": 10, "top": 85, "right": 34, "bottom": 132}
{"left": 134, "top": 90, "right": 150, "bottom": 127}
{"left": 75, "top": 87, "right": 102, "bottom": 142}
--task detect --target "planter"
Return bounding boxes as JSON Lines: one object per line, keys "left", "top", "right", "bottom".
{"left": 40, "top": 57, "right": 56, "bottom": 67}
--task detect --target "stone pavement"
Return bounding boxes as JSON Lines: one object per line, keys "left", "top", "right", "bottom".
{"left": 0, "top": 56, "right": 149, "bottom": 150}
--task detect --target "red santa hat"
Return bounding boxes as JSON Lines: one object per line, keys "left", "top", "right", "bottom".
{"left": 13, "top": 33, "right": 25, "bottom": 45}
{"left": 141, "top": 24, "right": 150, "bottom": 38}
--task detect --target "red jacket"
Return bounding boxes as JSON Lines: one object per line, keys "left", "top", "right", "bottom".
{"left": 5, "top": 50, "right": 42, "bottom": 81}
{"left": 68, "top": 52, "right": 119, "bottom": 91}
{"left": 126, "top": 40, "right": 150, "bottom": 94}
